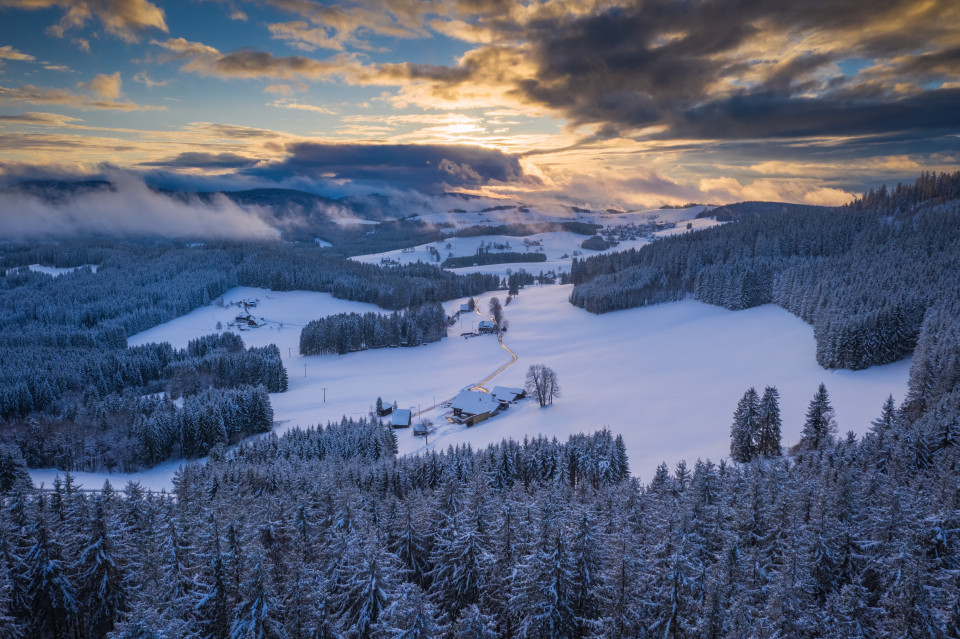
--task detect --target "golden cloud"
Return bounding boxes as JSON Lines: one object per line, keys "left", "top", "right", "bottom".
{"left": 0, "top": 0, "right": 168, "bottom": 42}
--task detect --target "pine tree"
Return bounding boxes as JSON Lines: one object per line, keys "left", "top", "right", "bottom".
{"left": 730, "top": 388, "right": 760, "bottom": 462}
{"left": 25, "top": 515, "right": 77, "bottom": 638}
{"left": 76, "top": 497, "right": 126, "bottom": 639}
{"left": 756, "top": 386, "right": 782, "bottom": 457}
{"left": 373, "top": 582, "right": 442, "bottom": 639}
{"left": 427, "top": 512, "right": 489, "bottom": 622}
{"left": 229, "top": 561, "right": 287, "bottom": 639}
{"left": 453, "top": 604, "right": 497, "bottom": 639}
{"left": 569, "top": 509, "right": 608, "bottom": 638}
{"left": 196, "top": 522, "right": 233, "bottom": 639}
{"left": 335, "top": 548, "right": 395, "bottom": 639}
{"left": 511, "top": 511, "right": 576, "bottom": 639}
{"left": 801, "top": 383, "right": 836, "bottom": 449}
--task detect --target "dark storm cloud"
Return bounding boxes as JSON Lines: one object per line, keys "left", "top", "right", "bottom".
{"left": 673, "top": 88, "right": 960, "bottom": 140}
{"left": 247, "top": 143, "right": 531, "bottom": 193}
{"left": 498, "top": 0, "right": 960, "bottom": 141}
{"left": 142, "top": 151, "right": 261, "bottom": 169}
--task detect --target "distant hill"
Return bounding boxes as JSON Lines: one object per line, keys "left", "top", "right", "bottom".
{"left": 696, "top": 200, "right": 832, "bottom": 221}
{"left": 1, "top": 179, "right": 115, "bottom": 203}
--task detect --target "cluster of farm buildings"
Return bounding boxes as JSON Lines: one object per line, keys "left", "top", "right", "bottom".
{"left": 381, "top": 385, "right": 526, "bottom": 434}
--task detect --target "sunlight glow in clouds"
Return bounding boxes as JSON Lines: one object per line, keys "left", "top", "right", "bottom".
{"left": 0, "top": 0, "right": 957, "bottom": 210}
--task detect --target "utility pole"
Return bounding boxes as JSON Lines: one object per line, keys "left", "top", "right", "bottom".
{"left": 288, "top": 347, "right": 291, "bottom": 357}
{"left": 322, "top": 387, "right": 327, "bottom": 403}
{"left": 304, "top": 364, "right": 307, "bottom": 378}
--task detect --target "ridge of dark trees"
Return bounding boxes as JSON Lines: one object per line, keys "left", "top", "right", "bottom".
{"left": 569, "top": 172, "right": 960, "bottom": 392}
{"left": 442, "top": 251, "right": 547, "bottom": 269}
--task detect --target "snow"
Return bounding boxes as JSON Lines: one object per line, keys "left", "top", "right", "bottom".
{"left": 30, "top": 458, "right": 189, "bottom": 493}
{"left": 28, "top": 263, "right": 99, "bottom": 276}
{"left": 32, "top": 281, "right": 911, "bottom": 490}
{"left": 127, "top": 286, "right": 390, "bottom": 351}
{"left": 407, "top": 286, "right": 910, "bottom": 481}
{"left": 415, "top": 204, "right": 711, "bottom": 230}
{"left": 352, "top": 232, "right": 587, "bottom": 266}
{"left": 352, "top": 207, "right": 720, "bottom": 280}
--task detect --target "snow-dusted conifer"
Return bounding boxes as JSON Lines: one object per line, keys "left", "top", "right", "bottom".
{"left": 756, "top": 386, "right": 782, "bottom": 457}
{"left": 801, "top": 383, "right": 836, "bottom": 449}
{"left": 730, "top": 388, "right": 760, "bottom": 462}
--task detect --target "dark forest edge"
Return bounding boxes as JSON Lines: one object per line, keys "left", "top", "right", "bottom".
{"left": 300, "top": 304, "right": 449, "bottom": 356}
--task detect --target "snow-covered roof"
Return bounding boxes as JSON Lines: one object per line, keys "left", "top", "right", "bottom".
{"left": 492, "top": 386, "right": 524, "bottom": 402}
{"left": 478, "top": 320, "right": 495, "bottom": 329}
{"left": 392, "top": 409, "right": 412, "bottom": 426}
{"left": 460, "top": 303, "right": 471, "bottom": 312}
{"left": 451, "top": 390, "right": 500, "bottom": 416}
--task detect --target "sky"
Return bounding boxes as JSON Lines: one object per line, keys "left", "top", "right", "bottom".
{"left": 0, "top": 0, "right": 958, "bottom": 209}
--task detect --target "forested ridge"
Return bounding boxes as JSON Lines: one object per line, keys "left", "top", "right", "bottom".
{"left": 2, "top": 384, "right": 959, "bottom": 638}
{"left": 569, "top": 171, "right": 960, "bottom": 374}
{"left": 0, "top": 242, "right": 500, "bottom": 472}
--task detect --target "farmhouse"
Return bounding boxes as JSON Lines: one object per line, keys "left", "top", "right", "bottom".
{"left": 451, "top": 390, "right": 500, "bottom": 426}
{"left": 478, "top": 320, "right": 497, "bottom": 334}
{"left": 459, "top": 303, "right": 471, "bottom": 313}
{"left": 491, "top": 386, "right": 526, "bottom": 405}
{"left": 391, "top": 408, "right": 412, "bottom": 428}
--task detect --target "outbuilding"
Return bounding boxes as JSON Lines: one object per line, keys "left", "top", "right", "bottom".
{"left": 491, "top": 386, "right": 526, "bottom": 405}
{"left": 391, "top": 409, "right": 412, "bottom": 428}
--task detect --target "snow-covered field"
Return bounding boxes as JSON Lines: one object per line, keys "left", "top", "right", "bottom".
{"left": 31, "top": 282, "right": 911, "bottom": 490}
{"left": 27, "top": 263, "right": 99, "bottom": 276}
{"left": 127, "top": 286, "right": 390, "bottom": 350}
{"left": 354, "top": 207, "right": 720, "bottom": 280}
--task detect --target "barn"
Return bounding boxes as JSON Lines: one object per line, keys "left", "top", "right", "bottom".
{"left": 451, "top": 390, "right": 500, "bottom": 426}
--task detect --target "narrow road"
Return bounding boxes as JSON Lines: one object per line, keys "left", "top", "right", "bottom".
{"left": 414, "top": 301, "right": 519, "bottom": 418}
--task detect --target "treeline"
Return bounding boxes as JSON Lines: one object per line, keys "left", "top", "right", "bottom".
{"left": 0, "top": 334, "right": 284, "bottom": 472}
{"left": 300, "top": 303, "right": 448, "bottom": 355}
{"left": 138, "top": 385, "right": 274, "bottom": 464}
{"left": 3, "top": 386, "right": 960, "bottom": 638}
{"left": 847, "top": 170, "right": 960, "bottom": 213}
{"left": 569, "top": 172, "right": 960, "bottom": 374}
{"left": 167, "top": 334, "right": 288, "bottom": 396}
{"left": 442, "top": 251, "right": 547, "bottom": 269}
{"left": 455, "top": 220, "right": 600, "bottom": 238}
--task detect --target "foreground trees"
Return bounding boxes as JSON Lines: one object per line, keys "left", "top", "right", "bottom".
{"left": 2, "top": 390, "right": 959, "bottom": 639}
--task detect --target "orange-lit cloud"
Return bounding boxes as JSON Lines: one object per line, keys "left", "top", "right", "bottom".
{"left": 0, "top": 0, "right": 168, "bottom": 42}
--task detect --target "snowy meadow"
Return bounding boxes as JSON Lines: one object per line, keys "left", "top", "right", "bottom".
{"left": 30, "top": 280, "right": 910, "bottom": 490}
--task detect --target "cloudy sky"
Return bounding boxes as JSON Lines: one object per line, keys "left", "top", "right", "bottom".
{"left": 0, "top": 0, "right": 958, "bottom": 207}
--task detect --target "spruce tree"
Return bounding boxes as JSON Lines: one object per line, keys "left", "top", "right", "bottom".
{"left": 756, "top": 386, "right": 782, "bottom": 457}
{"left": 730, "top": 388, "right": 760, "bottom": 462}
{"left": 801, "top": 383, "right": 836, "bottom": 449}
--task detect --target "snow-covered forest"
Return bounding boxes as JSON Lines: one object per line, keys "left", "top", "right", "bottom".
{"left": 2, "top": 396, "right": 959, "bottom": 638}
{"left": 0, "top": 244, "right": 499, "bottom": 472}
{"left": 570, "top": 171, "right": 960, "bottom": 372}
